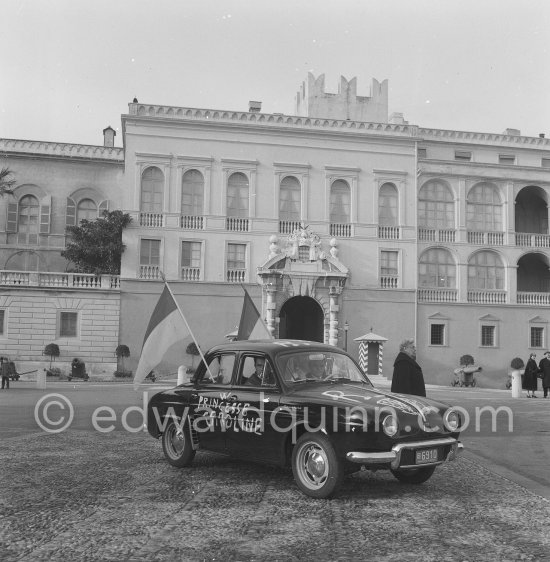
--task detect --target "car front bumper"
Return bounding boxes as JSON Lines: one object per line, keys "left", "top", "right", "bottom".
{"left": 346, "top": 437, "right": 463, "bottom": 470}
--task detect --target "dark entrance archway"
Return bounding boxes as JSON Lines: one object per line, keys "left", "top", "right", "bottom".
{"left": 279, "top": 296, "right": 324, "bottom": 342}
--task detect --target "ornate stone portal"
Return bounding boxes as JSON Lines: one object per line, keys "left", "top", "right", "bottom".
{"left": 257, "top": 224, "right": 349, "bottom": 346}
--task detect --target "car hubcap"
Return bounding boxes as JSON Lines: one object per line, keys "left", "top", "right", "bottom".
{"left": 167, "top": 425, "right": 185, "bottom": 457}
{"left": 297, "top": 443, "right": 329, "bottom": 489}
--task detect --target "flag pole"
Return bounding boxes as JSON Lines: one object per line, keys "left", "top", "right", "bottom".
{"left": 160, "top": 272, "right": 214, "bottom": 380}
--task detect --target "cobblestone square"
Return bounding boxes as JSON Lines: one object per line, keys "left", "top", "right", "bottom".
{"left": 1, "top": 430, "right": 549, "bottom": 561}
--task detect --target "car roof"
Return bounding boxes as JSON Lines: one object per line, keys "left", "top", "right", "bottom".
{"left": 206, "top": 339, "right": 341, "bottom": 357}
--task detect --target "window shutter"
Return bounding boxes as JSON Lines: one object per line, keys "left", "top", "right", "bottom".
{"left": 99, "top": 200, "right": 109, "bottom": 215}
{"left": 40, "top": 195, "right": 52, "bottom": 234}
{"left": 6, "top": 202, "right": 18, "bottom": 232}
{"left": 66, "top": 197, "right": 76, "bottom": 228}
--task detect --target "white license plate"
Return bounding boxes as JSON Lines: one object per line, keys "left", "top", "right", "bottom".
{"left": 415, "top": 448, "right": 439, "bottom": 464}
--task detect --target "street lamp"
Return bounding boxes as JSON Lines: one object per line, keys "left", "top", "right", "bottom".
{"left": 344, "top": 321, "right": 349, "bottom": 351}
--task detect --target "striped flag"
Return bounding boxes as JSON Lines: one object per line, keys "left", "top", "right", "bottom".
{"left": 237, "top": 287, "right": 273, "bottom": 340}
{"left": 133, "top": 284, "right": 192, "bottom": 387}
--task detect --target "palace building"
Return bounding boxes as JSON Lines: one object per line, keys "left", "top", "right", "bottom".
{"left": 1, "top": 73, "right": 549, "bottom": 385}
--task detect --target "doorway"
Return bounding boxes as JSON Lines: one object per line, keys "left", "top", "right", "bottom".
{"left": 279, "top": 296, "right": 324, "bottom": 342}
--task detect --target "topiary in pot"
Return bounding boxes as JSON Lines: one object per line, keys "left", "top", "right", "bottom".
{"left": 115, "top": 344, "right": 130, "bottom": 373}
{"left": 510, "top": 357, "right": 524, "bottom": 370}
{"left": 43, "top": 343, "right": 60, "bottom": 369}
{"left": 459, "top": 354, "right": 474, "bottom": 367}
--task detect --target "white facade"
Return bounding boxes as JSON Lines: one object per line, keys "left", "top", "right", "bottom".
{"left": 1, "top": 75, "right": 549, "bottom": 385}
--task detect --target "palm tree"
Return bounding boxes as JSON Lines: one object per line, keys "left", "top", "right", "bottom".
{"left": 0, "top": 167, "right": 16, "bottom": 196}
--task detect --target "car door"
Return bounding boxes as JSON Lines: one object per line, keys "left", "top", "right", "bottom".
{"left": 190, "top": 352, "right": 236, "bottom": 453}
{"left": 225, "top": 353, "right": 284, "bottom": 463}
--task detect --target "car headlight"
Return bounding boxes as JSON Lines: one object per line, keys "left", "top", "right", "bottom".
{"left": 444, "top": 409, "right": 461, "bottom": 432}
{"left": 382, "top": 414, "right": 399, "bottom": 437}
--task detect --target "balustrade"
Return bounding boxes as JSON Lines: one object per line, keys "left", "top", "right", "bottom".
{"left": 467, "top": 231, "right": 504, "bottom": 245}
{"left": 517, "top": 292, "right": 550, "bottom": 306}
{"left": 330, "top": 223, "right": 352, "bottom": 237}
{"left": 139, "top": 265, "right": 161, "bottom": 280}
{"left": 226, "top": 217, "right": 249, "bottom": 232}
{"left": 378, "top": 226, "right": 400, "bottom": 239}
{"left": 467, "top": 290, "right": 506, "bottom": 304}
{"left": 140, "top": 213, "right": 164, "bottom": 228}
{"left": 279, "top": 220, "right": 301, "bottom": 234}
{"left": 418, "top": 228, "right": 456, "bottom": 243}
{"left": 515, "top": 233, "right": 550, "bottom": 248}
{"left": 181, "top": 267, "right": 201, "bottom": 281}
{"left": 180, "top": 215, "right": 204, "bottom": 229}
{"left": 226, "top": 269, "right": 247, "bottom": 283}
{"left": 0, "top": 271, "right": 119, "bottom": 290}
{"left": 380, "top": 276, "right": 399, "bottom": 289}
{"left": 418, "top": 288, "right": 458, "bottom": 302}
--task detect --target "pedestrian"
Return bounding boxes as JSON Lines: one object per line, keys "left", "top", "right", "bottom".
{"left": 523, "top": 353, "right": 539, "bottom": 398}
{"left": 1, "top": 357, "right": 10, "bottom": 390}
{"left": 538, "top": 351, "right": 550, "bottom": 399}
{"left": 391, "top": 339, "right": 426, "bottom": 397}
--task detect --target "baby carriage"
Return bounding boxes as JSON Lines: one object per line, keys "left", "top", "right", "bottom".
{"left": 451, "top": 365, "right": 481, "bottom": 387}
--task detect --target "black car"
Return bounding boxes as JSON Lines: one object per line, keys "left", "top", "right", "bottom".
{"left": 147, "top": 340, "right": 463, "bottom": 498}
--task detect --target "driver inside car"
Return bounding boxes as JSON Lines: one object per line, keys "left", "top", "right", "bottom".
{"left": 307, "top": 357, "right": 327, "bottom": 380}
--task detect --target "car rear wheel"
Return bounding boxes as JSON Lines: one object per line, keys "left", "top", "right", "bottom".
{"left": 391, "top": 465, "right": 436, "bottom": 484}
{"left": 162, "top": 418, "right": 196, "bottom": 467}
{"left": 292, "top": 433, "right": 343, "bottom": 499}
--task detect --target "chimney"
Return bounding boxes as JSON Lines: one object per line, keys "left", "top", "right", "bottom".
{"left": 503, "top": 128, "right": 521, "bottom": 136}
{"left": 389, "top": 112, "right": 408, "bottom": 125}
{"left": 248, "top": 100, "right": 262, "bottom": 113}
{"left": 103, "top": 126, "right": 116, "bottom": 147}
{"left": 539, "top": 133, "right": 546, "bottom": 139}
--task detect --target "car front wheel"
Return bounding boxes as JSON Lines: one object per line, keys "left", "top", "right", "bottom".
{"left": 291, "top": 433, "right": 343, "bottom": 499}
{"left": 161, "top": 418, "right": 196, "bottom": 467}
{"left": 391, "top": 465, "right": 436, "bottom": 484}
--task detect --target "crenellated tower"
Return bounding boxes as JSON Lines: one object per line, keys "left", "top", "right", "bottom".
{"left": 295, "top": 72, "right": 388, "bottom": 122}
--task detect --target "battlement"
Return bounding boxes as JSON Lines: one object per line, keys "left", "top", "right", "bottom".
{"left": 295, "top": 73, "right": 388, "bottom": 122}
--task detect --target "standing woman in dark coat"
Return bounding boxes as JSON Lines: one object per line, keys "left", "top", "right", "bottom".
{"left": 523, "top": 353, "right": 539, "bottom": 398}
{"left": 391, "top": 339, "right": 426, "bottom": 397}
{"left": 539, "top": 351, "right": 550, "bottom": 399}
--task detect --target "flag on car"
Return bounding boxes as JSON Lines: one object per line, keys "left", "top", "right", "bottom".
{"left": 133, "top": 284, "right": 192, "bottom": 387}
{"left": 237, "top": 286, "right": 273, "bottom": 340}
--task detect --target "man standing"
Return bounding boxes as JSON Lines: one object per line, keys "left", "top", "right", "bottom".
{"left": 391, "top": 339, "right": 426, "bottom": 397}
{"left": 538, "top": 351, "right": 550, "bottom": 398}
{"left": 0, "top": 357, "right": 10, "bottom": 390}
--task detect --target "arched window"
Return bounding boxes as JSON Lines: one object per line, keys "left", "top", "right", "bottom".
{"left": 419, "top": 248, "right": 456, "bottom": 288}
{"left": 181, "top": 169, "right": 204, "bottom": 216}
{"left": 330, "top": 180, "right": 350, "bottom": 223}
{"left": 467, "top": 183, "right": 502, "bottom": 231}
{"left": 76, "top": 199, "right": 97, "bottom": 224}
{"left": 18, "top": 195, "right": 40, "bottom": 244}
{"left": 140, "top": 166, "right": 164, "bottom": 213}
{"left": 378, "top": 183, "right": 398, "bottom": 226}
{"left": 468, "top": 251, "right": 505, "bottom": 290}
{"left": 279, "top": 176, "right": 301, "bottom": 222}
{"left": 227, "top": 172, "right": 249, "bottom": 218}
{"left": 418, "top": 181, "right": 455, "bottom": 229}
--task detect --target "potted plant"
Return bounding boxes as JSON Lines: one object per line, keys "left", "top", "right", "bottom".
{"left": 509, "top": 357, "right": 525, "bottom": 398}
{"left": 115, "top": 344, "right": 130, "bottom": 374}
{"left": 43, "top": 343, "right": 60, "bottom": 374}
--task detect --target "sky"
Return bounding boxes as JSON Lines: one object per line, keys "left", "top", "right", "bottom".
{"left": 1, "top": 0, "right": 549, "bottom": 147}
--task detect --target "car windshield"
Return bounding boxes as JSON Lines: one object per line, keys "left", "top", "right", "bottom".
{"left": 276, "top": 351, "right": 372, "bottom": 386}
